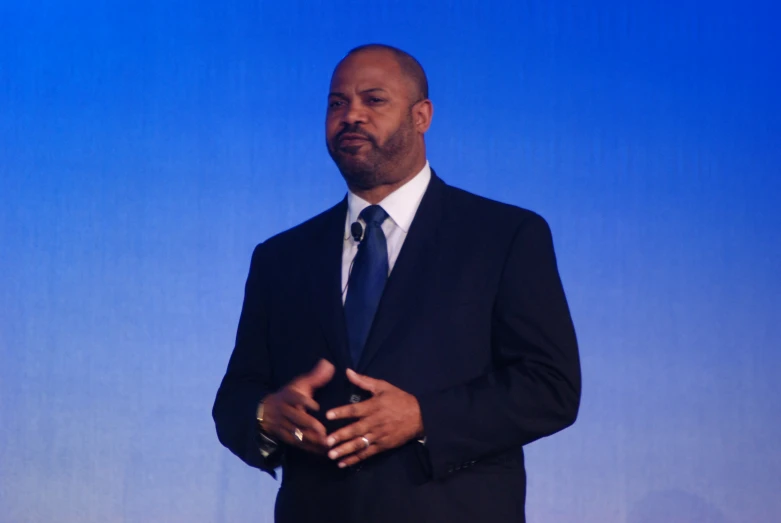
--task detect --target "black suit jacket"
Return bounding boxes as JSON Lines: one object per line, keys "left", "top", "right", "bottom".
{"left": 213, "top": 173, "right": 581, "bottom": 523}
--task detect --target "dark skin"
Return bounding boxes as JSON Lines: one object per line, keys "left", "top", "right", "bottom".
{"left": 325, "top": 367, "right": 425, "bottom": 468}
{"left": 258, "top": 359, "right": 333, "bottom": 454}
{"left": 260, "top": 49, "right": 433, "bottom": 467}
{"left": 326, "top": 48, "right": 433, "bottom": 204}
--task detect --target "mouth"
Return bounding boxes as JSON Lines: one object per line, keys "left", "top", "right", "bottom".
{"left": 338, "top": 133, "right": 370, "bottom": 145}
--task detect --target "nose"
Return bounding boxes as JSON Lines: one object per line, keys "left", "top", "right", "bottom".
{"left": 342, "top": 101, "right": 367, "bottom": 126}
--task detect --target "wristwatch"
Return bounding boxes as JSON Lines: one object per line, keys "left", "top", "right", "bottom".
{"left": 256, "top": 399, "right": 279, "bottom": 459}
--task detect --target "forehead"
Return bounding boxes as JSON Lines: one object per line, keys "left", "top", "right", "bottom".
{"left": 329, "top": 51, "right": 407, "bottom": 95}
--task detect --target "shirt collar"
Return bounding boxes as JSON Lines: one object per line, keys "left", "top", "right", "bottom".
{"left": 344, "top": 161, "right": 432, "bottom": 239}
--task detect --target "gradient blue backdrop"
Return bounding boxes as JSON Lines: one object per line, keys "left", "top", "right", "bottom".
{"left": 1, "top": 1, "right": 780, "bottom": 522}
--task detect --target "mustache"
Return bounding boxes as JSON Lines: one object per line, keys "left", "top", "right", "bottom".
{"left": 336, "top": 126, "right": 376, "bottom": 144}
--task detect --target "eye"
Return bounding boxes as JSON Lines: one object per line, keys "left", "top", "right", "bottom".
{"left": 368, "top": 97, "right": 386, "bottom": 105}
{"left": 328, "top": 100, "right": 344, "bottom": 109}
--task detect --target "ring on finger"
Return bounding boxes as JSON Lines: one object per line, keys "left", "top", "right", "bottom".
{"left": 361, "top": 436, "right": 370, "bottom": 448}
{"left": 293, "top": 427, "right": 304, "bottom": 442}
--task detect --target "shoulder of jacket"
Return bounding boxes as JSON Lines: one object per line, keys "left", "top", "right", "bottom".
{"left": 442, "top": 183, "right": 547, "bottom": 228}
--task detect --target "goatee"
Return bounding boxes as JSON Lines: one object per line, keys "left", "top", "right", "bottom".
{"left": 328, "top": 120, "right": 412, "bottom": 190}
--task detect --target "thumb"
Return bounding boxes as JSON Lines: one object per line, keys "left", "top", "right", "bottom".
{"left": 346, "top": 368, "right": 382, "bottom": 394}
{"left": 299, "top": 359, "right": 335, "bottom": 391}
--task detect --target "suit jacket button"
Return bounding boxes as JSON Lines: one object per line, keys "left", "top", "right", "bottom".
{"left": 349, "top": 394, "right": 361, "bottom": 404}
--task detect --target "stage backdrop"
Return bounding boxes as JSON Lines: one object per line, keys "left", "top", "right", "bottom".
{"left": 1, "top": 1, "right": 779, "bottom": 522}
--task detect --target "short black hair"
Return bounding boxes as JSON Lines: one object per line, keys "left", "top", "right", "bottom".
{"left": 344, "top": 43, "right": 429, "bottom": 102}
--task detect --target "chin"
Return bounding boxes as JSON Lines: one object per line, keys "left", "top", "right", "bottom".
{"left": 339, "top": 162, "right": 383, "bottom": 190}
{"left": 334, "top": 150, "right": 371, "bottom": 171}
{"left": 328, "top": 145, "right": 385, "bottom": 188}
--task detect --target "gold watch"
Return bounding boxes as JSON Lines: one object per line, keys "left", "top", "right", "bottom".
{"left": 256, "top": 400, "right": 267, "bottom": 428}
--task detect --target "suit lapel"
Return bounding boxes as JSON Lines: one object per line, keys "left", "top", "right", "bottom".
{"left": 307, "top": 199, "right": 352, "bottom": 371}
{"left": 356, "top": 174, "right": 446, "bottom": 373}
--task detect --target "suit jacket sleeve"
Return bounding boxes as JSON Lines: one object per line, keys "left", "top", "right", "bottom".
{"left": 212, "top": 242, "right": 282, "bottom": 477}
{"left": 416, "top": 212, "right": 581, "bottom": 479}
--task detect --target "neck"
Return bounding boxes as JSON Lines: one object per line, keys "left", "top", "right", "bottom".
{"left": 349, "top": 156, "right": 427, "bottom": 204}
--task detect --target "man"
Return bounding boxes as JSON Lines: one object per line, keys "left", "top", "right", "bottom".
{"left": 213, "top": 44, "right": 581, "bottom": 523}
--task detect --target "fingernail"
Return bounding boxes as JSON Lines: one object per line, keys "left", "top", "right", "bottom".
{"left": 329, "top": 450, "right": 338, "bottom": 459}
{"left": 326, "top": 437, "right": 335, "bottom": 446}
{"left": 338, "top": 462, "right": 346, "bottom": 468}
{"left": 326, "top": 411, "right": 335, "bottom": 420}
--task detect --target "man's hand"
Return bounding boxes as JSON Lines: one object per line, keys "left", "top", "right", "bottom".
{"left": 325, "top": 368, "right": 424, "bottom": 468}
{"left": 260, "top": 359, "right": 335, "bottom": 455}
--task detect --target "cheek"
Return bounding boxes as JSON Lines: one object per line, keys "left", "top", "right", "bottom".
{"left": 371, "top": 125, "right": 391, "bottom": 144}
{"left": 325, "top": 116, "right": 340, "bottom": 135}
{"left": 325, "top": 130, "right": 339, "bottom": 148}
{"left": 376, "top": 126, "right": 402, "bottom": 148}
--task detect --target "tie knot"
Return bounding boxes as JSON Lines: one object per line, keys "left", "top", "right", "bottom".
{"left": 360, "top": 205, "right": 388, "bottom": 227}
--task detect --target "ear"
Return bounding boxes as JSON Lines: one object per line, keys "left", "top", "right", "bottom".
{"left": 412, "top": 99, "right": 433, "bottom": 133}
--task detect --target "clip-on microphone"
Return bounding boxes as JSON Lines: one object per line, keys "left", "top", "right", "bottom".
{"left": 350, "top": 222, "right": 364, "bottom": 242}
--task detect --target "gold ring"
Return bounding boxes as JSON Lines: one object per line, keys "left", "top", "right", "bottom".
{"left": 361, "top": 436, "right": 370, "bottom": 448}
{"left": 293, "top": 427, "right": 304, "bottom": 442}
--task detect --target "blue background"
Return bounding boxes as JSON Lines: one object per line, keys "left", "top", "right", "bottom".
{"left": 1, "top": 1, "right": 780, "bottom": 521}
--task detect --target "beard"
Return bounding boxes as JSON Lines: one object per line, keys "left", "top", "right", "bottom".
{"left": 327, "top": 112, "right": 415, "bottom": 190}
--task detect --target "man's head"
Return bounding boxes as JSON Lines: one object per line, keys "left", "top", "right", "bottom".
{"left": 326, "top": 44, "right": 433, "bottom": 195}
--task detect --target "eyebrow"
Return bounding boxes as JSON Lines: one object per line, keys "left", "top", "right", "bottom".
{"left": 328, "top": 87, "right": 390, "bottom": 98}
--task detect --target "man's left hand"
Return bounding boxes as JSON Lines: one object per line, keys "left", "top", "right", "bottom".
{"left": 325, "top": 368, "right": 424, "bottom": 468}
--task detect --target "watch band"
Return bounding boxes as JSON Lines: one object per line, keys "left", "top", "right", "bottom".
{"left": 256, "top": 426, "right": 279, "bottom": 459}
{"left": 256, "top": 399, "right": 280, "bottom": 459}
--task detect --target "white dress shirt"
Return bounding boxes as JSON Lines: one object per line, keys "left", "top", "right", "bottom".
{"left": 341, "top": 161, "right": 432, "bottom": 302}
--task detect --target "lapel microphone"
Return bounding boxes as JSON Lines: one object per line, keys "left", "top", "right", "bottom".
{"left": 350, "top": 222, "right": 364, "bottom": 242}
{"left": 343, "top": 222, "right": 363, "bottom": 298}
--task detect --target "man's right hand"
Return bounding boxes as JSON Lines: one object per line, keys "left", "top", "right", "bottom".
{"left": 258, "top": 358, "right": 335, "bottom": 455}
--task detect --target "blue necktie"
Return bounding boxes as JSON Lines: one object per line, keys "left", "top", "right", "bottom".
{"left": 344, "top": 205, "right": 389, "bottom": 367}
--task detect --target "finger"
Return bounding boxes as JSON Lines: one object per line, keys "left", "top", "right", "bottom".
{"left": 325, "top": 396, "right": 375, "bottom": 422}
{"left": 326, "top": 419, "right": 373, "bottom": 451}
{"left": 275, "top": 403, "right": 328, "bottom": 446}
{"left": 274, "top": 417, "right": 327, "bottom": 454}
{"left": 301, "top": 440, "right": 329, "bottom": 455}
{"left": 283, "top": 388, "right": 321, "bottom": 412}
{"left": 296, "top": 426, "right": 330, "bottom": 453}
{"left": 283, "top": 407, "right": 328, "bottom": 441}
{"left": 328, "top": 433, "right": 374, "bottom": 461}
{"left": 269, "top": 414, "right": 299, "bottom": 446}
{"left": 338, "top": 439, "right": 382, "bottom": 468}
{"left": 262, "top": 391, "right": 319, "bottom": 439}
{"left": 297, "top": 359, "right": 335, "bottom": 391}
{"left": 273, "top": 413, "right": 316, "bottom": 445}
{"left": 345, "top": 368, "right": 383, "bottom": 394}
{"left": 325, "top": 417, "right": 373, "bottom": 447}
